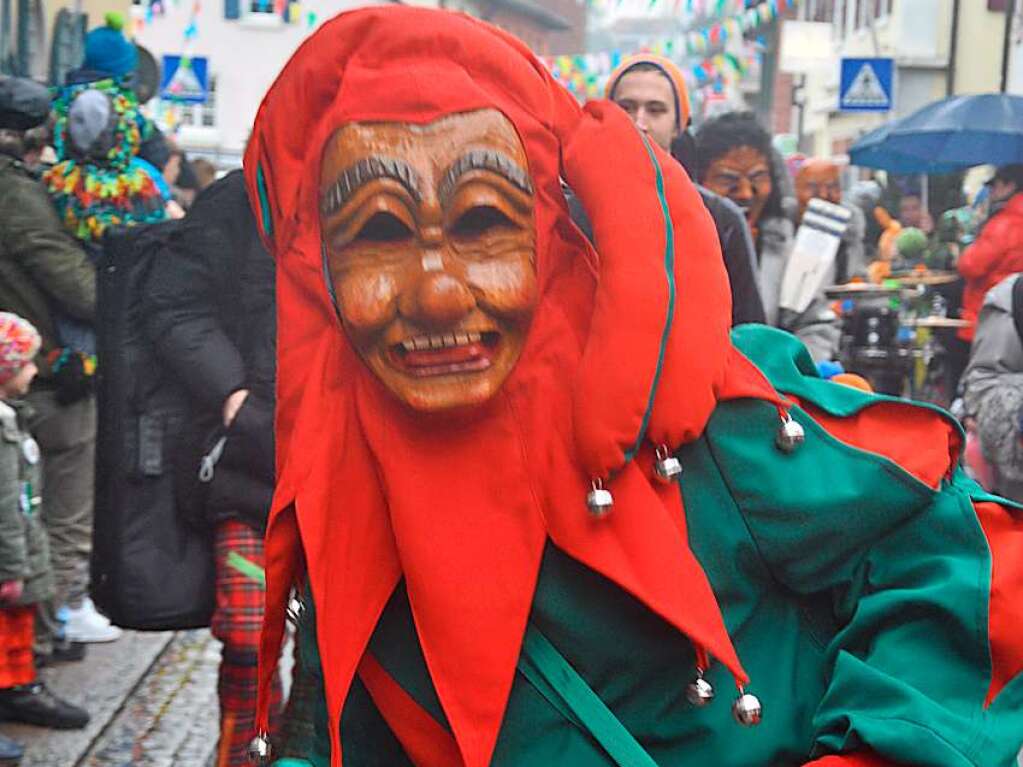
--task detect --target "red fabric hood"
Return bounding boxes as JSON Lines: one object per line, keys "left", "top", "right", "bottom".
{"left": 244, "top": 8, "right": 783, "bottom": 766}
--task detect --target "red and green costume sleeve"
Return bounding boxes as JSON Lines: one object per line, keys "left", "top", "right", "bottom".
{"left": 275, "top": 325, "right": 1023, "bottom": 766}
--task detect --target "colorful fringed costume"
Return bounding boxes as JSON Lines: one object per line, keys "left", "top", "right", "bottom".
{"left": 43, "top": 77, "right": 166, "bottom": 242}
{"left": 243, "top": 8, "right": 1023, "bottom": 767}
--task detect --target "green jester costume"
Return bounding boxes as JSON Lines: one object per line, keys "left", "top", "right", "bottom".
{"left": 241, "top": 8, "right": 1023, "bottom": 767}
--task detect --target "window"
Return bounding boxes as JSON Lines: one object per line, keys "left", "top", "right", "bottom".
{"left": 200, "top": 75, "right": 216, "bottom": 127}
{"left": 249, "top": 0, "right": 274, "bottom": 13}
{"left": 804, "top": 0, "right": 836, "bottom": 22}
{"left": 176, "top": 75, "right": 216, "bottom": 128}
{"left": 834, "top": 0, "right": 848, "bottom": 37}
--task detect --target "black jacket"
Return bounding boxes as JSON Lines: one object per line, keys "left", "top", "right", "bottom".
{"left": 697, "top": 189, "right": 766, "bottom": 326}
{"left": 145, "top": 170, "right": 276, "bottom": 530}
{"left": 566, "top": 186, "right": 766, "bottom": 328}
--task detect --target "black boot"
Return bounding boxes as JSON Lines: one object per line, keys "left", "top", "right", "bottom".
{"left": 0, "top": 733, "right": 22, "bottom": 765}
{"left": 0, "top": 683, "right": 89, "bottom": 729}
{"left": 35, "top": 639, "right": 87, "bottom": 668}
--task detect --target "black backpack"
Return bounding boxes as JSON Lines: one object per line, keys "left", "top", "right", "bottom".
{"left": 91, "top": 221, "right": 216, "bottom": 630}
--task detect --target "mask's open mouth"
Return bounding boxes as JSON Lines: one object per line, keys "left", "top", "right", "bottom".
{"left": 389, "top": 330, "right": 501, "bottom": 377}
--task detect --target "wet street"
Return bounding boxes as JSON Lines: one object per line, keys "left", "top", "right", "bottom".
{"left": 0, "top": 631, "right": 221, "bottom": 767}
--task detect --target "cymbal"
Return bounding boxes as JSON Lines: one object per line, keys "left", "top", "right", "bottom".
{"left": 824, "top": 283, "right": 905, "bottom": 298}
{"left": 890, "top": 272, "right": 959, "bottom": 286}
{"left": 905, "top": 316, "right": 970, "bottom": 328}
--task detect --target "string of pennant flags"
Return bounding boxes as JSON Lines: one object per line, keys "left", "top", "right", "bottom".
{"left": 544, "top": 49, "right": 754, "bottom": 99}
{"left": 542, "top": 0, "right": 792, "bottom": 99}
{"left": 584, "top": 0, "right": 775, "bottom": 17}
{"left": 134, "top": 0, "right": 319, "bottom": 37}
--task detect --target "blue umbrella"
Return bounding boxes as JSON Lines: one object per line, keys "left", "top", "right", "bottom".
{"left": 849, "top": 93, "right": 1023, "bottom": 173}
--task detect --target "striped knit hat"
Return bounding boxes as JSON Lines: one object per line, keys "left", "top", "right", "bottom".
{"left": 0, "top": 313, "right": 41, "bottom": 384}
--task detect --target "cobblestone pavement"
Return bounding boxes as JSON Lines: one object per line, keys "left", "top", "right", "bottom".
{"left": 1, "top": 630, "right": 221, "bottom": 767}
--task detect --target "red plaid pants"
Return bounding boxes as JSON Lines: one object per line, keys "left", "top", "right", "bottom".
{"left": 212, "top": 520, "right": 282, "bottom": 767}
{"left": 0, "top": 605, "right": 35, "bottom": 689}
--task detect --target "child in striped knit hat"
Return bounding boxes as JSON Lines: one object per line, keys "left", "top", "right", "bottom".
{"left": 0, "top": 313, "right": 88, "bottom": 760}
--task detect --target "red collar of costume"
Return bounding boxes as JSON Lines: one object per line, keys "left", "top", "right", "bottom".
{"left": 244, "top": 8, "right": 786, "bottom": 766}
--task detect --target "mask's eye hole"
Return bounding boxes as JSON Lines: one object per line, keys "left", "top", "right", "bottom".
{"left": 450, "top": 205, "right": 515, "bottom": 238}
{"left": 355, "top": 212, "right": 413, "bottom": 243}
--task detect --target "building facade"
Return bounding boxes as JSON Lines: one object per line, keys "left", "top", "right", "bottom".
{"left": 136, "top": 0, "right": 422, "bottom": 166}
{"left": 1, "top": 0, "right": 132, "bottom": 81}
{"left": 440, "top": 0, "right": 583, "bottom": 55}
{"left": 783, "top": 0, "right": 1014, "bottom": 159}
{"left": 138, "top": 0, "right": 583, "bottom": 166}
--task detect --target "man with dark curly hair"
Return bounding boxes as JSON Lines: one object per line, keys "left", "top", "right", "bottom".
{"left": 696, "top": 112, "right": 839, "bottom": 362}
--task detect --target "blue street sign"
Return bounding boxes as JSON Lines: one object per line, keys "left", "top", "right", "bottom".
{"left": 839, "top": 57, "right": 893, "bottom": 112}
{"left": 159, "top": 55, "right": 208, "bottom": 104}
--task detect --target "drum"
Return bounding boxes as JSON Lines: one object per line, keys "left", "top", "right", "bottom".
{"left": 840, "top": 305, "right": 913, "bottom": 396}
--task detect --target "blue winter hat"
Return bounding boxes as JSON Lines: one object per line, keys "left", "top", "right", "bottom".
{"left": 83, "top": 13, "right": 138, "bottom": 78}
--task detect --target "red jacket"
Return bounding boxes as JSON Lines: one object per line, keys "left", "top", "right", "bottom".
{"left": 958, "top": 192, "right": 1023, "bottom": 341}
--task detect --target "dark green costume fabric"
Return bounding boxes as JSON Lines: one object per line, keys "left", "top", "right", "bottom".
{"left": 277, "top": 325, "right": 1023, "bottom": 767}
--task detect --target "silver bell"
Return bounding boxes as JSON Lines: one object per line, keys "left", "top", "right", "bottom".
{"left": 685, "top": 673, "right": 715, "bottom": 707}
{"left": 247, "top": 733, "right": 273, "bottom": 765}
{"left": 653, "top": 445, "right": 683, "bottom": 484}
{"left": 775, "top": 414, "right": 805, "bottom": 454}
{"left": 286, "top": 595, "right": 305, "bottom": 627}
{"left": 731, "top": 691, "right": 763, "bottom": 727}
{"left": 586, "top": 479, "right": 613, "bottom": 518}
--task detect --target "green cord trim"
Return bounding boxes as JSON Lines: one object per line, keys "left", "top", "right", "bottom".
{"left": 226, "top": 550, "right": 266, "bottom": 586}
{"left": 256, "top": 163, "right": 274, "bottom": 238}
{"left": 518, "top": 625, "right": 660, "bottom": 767}
{"left": 623, "top": 135, "right": 676, "bottom": 463}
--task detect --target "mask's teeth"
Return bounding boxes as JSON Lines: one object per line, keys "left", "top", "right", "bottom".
{"left": 402, "top": 332, "right": 486, "bottom": 351}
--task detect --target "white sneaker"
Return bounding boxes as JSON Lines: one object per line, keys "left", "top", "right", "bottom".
{"left": 63, "top": 598, "right": 122, "bottom": 643}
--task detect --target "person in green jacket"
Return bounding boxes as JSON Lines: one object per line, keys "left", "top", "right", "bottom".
{"left": 0, "top": 312, "right": 89, "bottom": 753}
{"left": 0, "top": 76, "right": 119, "bottom": 661}
{"left": 242, "top": 9, "right": 1023, "bottom": 767}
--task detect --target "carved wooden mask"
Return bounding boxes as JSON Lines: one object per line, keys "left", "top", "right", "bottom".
{"left": 319, "top": 109, "right": 538, "bottom": 411}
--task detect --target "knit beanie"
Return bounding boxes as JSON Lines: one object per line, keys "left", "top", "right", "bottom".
{"left": 84, "top": 13, "right": 138, "bottom": 79}
{"left": 0, "top": 313, "right": 41, "bottom": 385}
{"left": 0, "top": 76, "right": 51, "bottom": 131}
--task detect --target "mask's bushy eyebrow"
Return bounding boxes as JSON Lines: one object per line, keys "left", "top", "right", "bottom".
{"left": 321, "top": 157, "right": 423, "bottom": 216}
{"left": 439, "top": 149, "right": 533, "bottom": 202}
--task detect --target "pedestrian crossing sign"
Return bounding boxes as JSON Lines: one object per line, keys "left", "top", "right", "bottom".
{"left": 160, "top": 55, "right": 209, "bottom": 104}
{"left": 839, "top": 57, "right": 893, "bottom": 112}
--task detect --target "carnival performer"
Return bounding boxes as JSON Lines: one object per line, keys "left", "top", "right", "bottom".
{"left": 792, "top": 158, "right": 867, "bottom": 283}
{"left": 244, "top": 8, "right": 1023, "bottom": 767}
{"left": 696, "top": 112, "right": 840, "bottom": 361}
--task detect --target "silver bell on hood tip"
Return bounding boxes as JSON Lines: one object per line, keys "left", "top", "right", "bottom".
{"left": 653, "top": 446, "right": 683, "bottom": 484}
{"left": 247, "top": 733, "right": 272, "bottom": 765}
{"left": 775, "top": 415, "right": 805, "bottom": 454}
{"left": 732, "top": 691, "right": 763, "bottom": 726}
{"left": 686, "top": 675, "right": 715, "bottom": 707}
{"left": 586, "top": 479, "right": 613, "bottom": 518}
